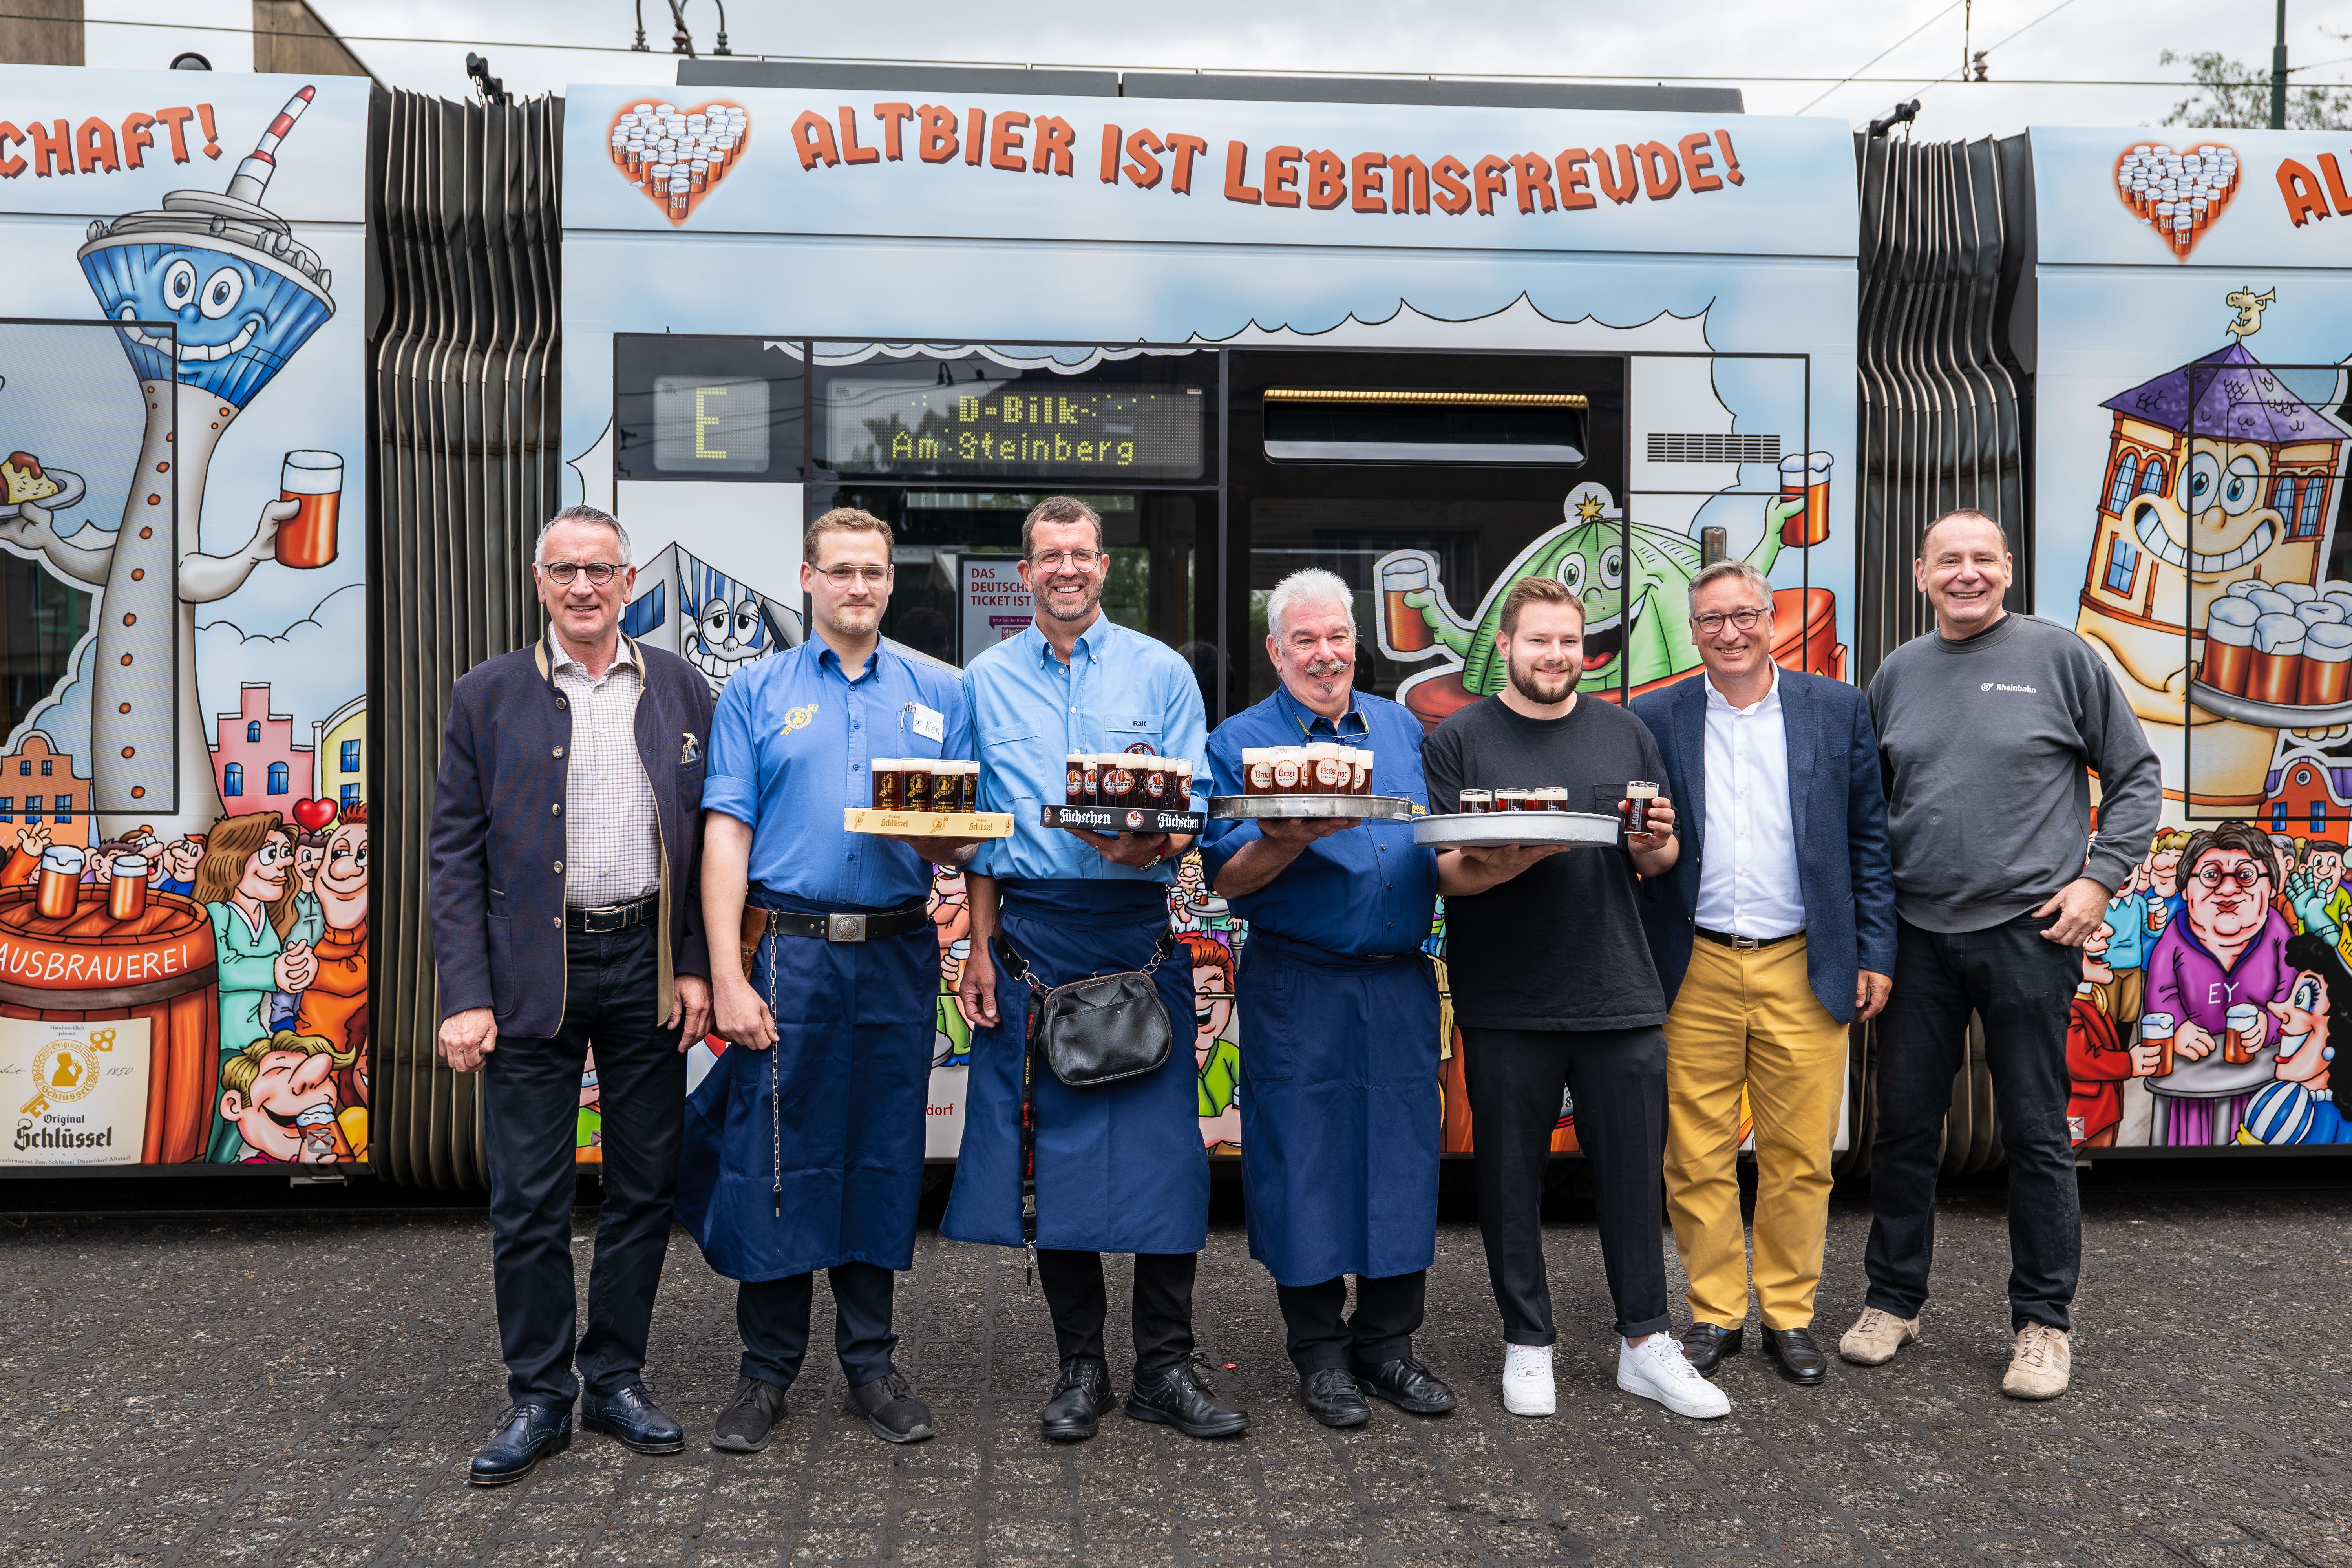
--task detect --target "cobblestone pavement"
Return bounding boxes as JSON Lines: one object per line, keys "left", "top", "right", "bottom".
{"left": 3, "top": 1176, "right": 2349, "bottom": 1567}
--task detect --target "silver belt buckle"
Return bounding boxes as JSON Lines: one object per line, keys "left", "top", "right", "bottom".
{"left": 1732, "top": 934, "right": 1761, "bottom": 951}
{"left": 827, "top": 913, "right": 868, "bottom": 943}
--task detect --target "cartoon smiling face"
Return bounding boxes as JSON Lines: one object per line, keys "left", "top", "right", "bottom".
{"left": 315, "top": 820, "right": 367, "bottom": 931}
{"left": 220, "top": 1045, "right": 341, "bottom": 1160}
{"left": 2121, "top": 438, "right": 2288, "bottom": 580}
{"left": 80, "top": 234, "right": 335, "bottom": 408}
{"left": 2267, "top": 969, "right": 2334, "bottom": 1086}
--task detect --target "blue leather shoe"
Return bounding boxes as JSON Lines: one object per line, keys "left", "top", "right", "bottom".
{"left": 469, "top": 1404, "right": 572, "bottom": 1486}
{"left": 582, "top": 1381, "right": 686, "bottom": 1455}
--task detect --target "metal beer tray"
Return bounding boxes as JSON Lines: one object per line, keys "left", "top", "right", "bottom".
{"left": 1206, "top": 794, "right": 1417, "bottom": 821}
{"left": 1413, "top": 811, "right": 1623, "bottom": 849}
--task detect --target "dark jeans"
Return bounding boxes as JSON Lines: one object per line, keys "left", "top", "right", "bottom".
{"left": 1864, "top": 911, "right": 2082, "bottom": 1332}
{"left": 481, "top": 921, "right": 685, "bottom": 1407}
{"left": 739, "top": 1263, "right": 897, "bottom": 1390}
{"left": 1276, "top": 1271, "right": 1426, "bottom": 1374}
{"left": 1034, "top": 1249, "right": 1196, "bottom": 1380}
{"left": 1462, "top": 1025, "right": 1671, "bottom": 1343}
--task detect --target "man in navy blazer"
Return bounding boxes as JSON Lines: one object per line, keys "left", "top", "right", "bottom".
{"left": 1631, "top": 560, "right": 1894, "bottom": 1388}
{"left": 430, "top": 505, "right": 716, "bottom": 1485}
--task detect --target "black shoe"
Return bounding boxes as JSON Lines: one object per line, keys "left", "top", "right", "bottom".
{"left": 581, "top": 1381, "right": 686, "bottom": 1455}
{"left": 1677, "top": 1322, "right": 1744, "bottom": 1378}
{"left": 1124, "top": 1356, "right": 1250, "bottom": 1440}
{"left": 469, "top": 1403, "right": 572, "bottom": 1486}
{"left": 711, "top": 1377, "right": 788, "bottom": 1453}
{"left": 1041, "top": 1355, "right": 1113, "bottom": 1442}
{"left": 1351, "top": 1355, "right": 1457, "bottom": 1416}
{"left": 1763, "top": 1326, "right": 1828, "bottom": 1386}
{"left": 845, "top": 1369, "right": 934, "bottom": 1444}
{"left": 1299, "top": 1367, "right": 1370, "bottom": 1428}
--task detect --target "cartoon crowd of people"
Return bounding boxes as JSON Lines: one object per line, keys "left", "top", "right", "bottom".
{"left": 2070, "top": 819, "right": 2352, "bottom": 1146}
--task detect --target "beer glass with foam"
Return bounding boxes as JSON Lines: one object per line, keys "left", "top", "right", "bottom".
{"left": 2301, "top": 621, "right": 2352, "bottom": 706}
{"left": 2139, "top": 1011, "right": 2176, "bottom": 1077}
{"left": 1624, "top": 780, "right": 1659, "bottom": 834}
{"left": 1778, "top": 453, "right": 1832, "bottom": 547}
{"left": 2248, "top": 613, "right": 2307, "bottom": 707}
{"left": 1380, "top": 557, "right": 1435, "bottom": 653}
{"left": 276, "top": 451, "right": 342, "bottom": 569}
{"left": 2200, "top": 596, "right": 2257, "bottom": 694}
{"left": 2224, "top": 1002, "right": 2264, "bottom": 1065}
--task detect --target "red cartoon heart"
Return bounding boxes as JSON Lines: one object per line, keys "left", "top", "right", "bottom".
{"left": 2115, "top": 141, "right": 2239, "bottom": 260}
{"left": 608, "top": 99, "right": 751, "bottom": 227}
{"left": 291, "top": 797, "right": 339, "bottom": 833}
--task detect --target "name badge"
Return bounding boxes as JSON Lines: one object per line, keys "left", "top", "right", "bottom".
{"left": 909, "top": 703, "right": 945, "bottom": 743}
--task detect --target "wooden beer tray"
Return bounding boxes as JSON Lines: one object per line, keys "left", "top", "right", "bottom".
{"left": 1413, "top": 811, "right": 1622, "bottom": 849}
{"left": 842, "top": 808, "right": 1014, "bottom": 839}
{"left": 1206, "top": 794, "right": 1417, "bottom": 821}
{"left": 1040, "top": 804, "right": 1207, "bottom": 834}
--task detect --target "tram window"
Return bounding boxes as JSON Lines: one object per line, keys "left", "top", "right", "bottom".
{"left": 1262, "top": 389, "right": 1588, "bottom": 466}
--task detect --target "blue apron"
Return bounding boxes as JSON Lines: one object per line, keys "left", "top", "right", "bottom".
{"left": 1237, "top": 931, "right": 1441, "bottom": 1287}
{"left": 941, "top": 879, "right": 1209, "bottom": 1255}
{"left": 676, "top": 893, "right": 934, "bottom": 1282}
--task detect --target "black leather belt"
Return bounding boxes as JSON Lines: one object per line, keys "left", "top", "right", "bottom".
{"left": 1696, "top": 926, "right": 1804, "bottom": 951}
{"left": 758, "top": 901, "right": 928, "bottom": 944}
{"left": 566, "top": 893, "right": 660, "bottom": 934}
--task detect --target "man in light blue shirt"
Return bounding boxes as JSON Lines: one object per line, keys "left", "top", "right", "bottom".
{"left": 682, "top": 507, "right": 977, "bottom": 1455}
{"left": 943, "top": 495, "right": 1245, "bottom": 1445}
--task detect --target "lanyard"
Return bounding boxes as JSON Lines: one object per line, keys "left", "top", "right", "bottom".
{"left": 1274, "top": 687, "right": 1369, "bottom": 745}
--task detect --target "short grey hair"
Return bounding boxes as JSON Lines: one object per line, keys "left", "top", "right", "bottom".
{"left": 536, "top": 505, "right": 632, "bottom": 566}
{"left": 1265, "top": 568, "right": 1357, "bottom": 643}
{"left": 1687, "top": 558, "right": 1771, "bottom": 614}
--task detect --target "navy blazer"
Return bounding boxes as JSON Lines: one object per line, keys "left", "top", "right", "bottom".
{"left": 429, "top": 633, "right": 716, "bottom": 1039}
{"left": 1630, "top": 668, "right": 1896, "bottom": 1025}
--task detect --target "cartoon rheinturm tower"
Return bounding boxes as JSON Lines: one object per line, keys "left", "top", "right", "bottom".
{"left": 63, "top": 87, "right": 336, "bottom": 837}
{"left": 2074, "top": 290, "right": 2352, "bottom": 811}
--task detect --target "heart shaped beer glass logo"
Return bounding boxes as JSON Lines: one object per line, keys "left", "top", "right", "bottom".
{"left": 609, "top": 101, "right": 751, "bottom": 227}
{"left": 2115, "top": 141, "right": 2239, "bottom": 260}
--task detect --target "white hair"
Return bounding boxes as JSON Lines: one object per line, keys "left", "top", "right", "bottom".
{"left": 536, "top": 505, "right": 633, "bottom": 566}
{"left": 1266, "top": 568, "right": 1357, "bottom": 643}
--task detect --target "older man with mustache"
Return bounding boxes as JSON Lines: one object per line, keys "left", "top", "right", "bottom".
{"left": 1198, "top": 568, "right": 1453, "bottom": 1429}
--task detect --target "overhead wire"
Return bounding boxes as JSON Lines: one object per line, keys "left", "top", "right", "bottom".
{"left": 1796, "top": 0, "right": 1967, "bottom": 113}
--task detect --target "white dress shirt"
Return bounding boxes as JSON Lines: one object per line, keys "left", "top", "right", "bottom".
{"left": 548, "top": 629, "right": 662, "bottom": 908}
{"left": 1693, "top": 665, "right": 1807, "bottom": 939}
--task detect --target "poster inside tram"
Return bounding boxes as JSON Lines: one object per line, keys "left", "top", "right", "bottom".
{"left": 0, "top": 66, "right": 371, "bottom": 1171}
{"left": 559, "top": 79, "right": 1859, "bottom": 1159}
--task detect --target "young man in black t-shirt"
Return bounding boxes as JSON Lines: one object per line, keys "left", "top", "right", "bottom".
{"left": 1424, "top": 575, "right": 1729, "bottom": 1422}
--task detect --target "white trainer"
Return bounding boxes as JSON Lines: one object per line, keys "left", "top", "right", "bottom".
{"left": 1501, "top": 1343, "right": 1556, "bottom": 1417}
{"left": 1617, "top": 1333, "right": 1731, "bottom": 1419}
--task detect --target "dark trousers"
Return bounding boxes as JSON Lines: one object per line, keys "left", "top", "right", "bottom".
{"left": 1276, "top": 1271, "right": 1426, "bottom": 1374}
{"left": 481, "top": 922, "right": 685, "bottom": 1407}
{"left": 1864, "top": 911, "right": 2082, "bottom": 1332}
{"left": 1462, "top": 1025, "right": 1671, "bottom": 1343}
{"left": 738, "top": 1262, "right": 897, "bottom": 1390}
{"left": 1034, "top": 1249, "right": 1196, "bottom": 1380}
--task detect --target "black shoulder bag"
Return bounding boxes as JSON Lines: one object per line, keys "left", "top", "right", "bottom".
{"left": 998, "top": 926, "right": 1176, "bottom": 1279}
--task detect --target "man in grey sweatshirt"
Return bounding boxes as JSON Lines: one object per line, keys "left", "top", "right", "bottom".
{"left": 1839, "top": 510, "right": 2161, "bottom": 1402}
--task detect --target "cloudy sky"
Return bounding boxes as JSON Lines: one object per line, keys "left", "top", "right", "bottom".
{"left": 68, "top": 0, "right": 2352, "bottom": 138}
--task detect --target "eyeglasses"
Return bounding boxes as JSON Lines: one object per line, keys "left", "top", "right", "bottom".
{"left": 1692, "top": 607, "right": 1770, "bottom": 634}
{"left": 813, "top": 565, "right": 891, "bottom": 586}
{"left": 1028, "top": 549, "right": 1105, "bottom": 571}
{"left": 2192, "top": 861, "right": 2267, "bottom": 890}
{"left": 539, "top": 560, "right": 624, "bottom": 586}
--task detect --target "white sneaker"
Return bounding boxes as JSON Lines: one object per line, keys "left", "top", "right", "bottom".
{"left": 1617, "top": 1333, "right": 1731, "bottom": 1419}
{"left": 1501, "top": 1342, "right": 1555, "bottom": 1417}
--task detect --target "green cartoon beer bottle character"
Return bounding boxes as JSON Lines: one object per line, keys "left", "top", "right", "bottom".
{"left": 1378, "top": 478, "right": 1825, "bottom": 727}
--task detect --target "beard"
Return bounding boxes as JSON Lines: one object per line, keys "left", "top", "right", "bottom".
{"left": 1507, "top": 649, "right": 1581, "bottom": 705}
{"left": 1037, "top": 574, "right": 1104, "bottom": 625}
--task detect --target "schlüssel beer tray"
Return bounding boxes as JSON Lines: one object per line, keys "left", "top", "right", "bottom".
{"left": 1413, "top": 811, "right": 1623, "bottom": 849}
{"left": 843, "top": 808, "right": 1014, "bottom": 839}
{"left": 1042, "top": 805, "right": 1207, "bottom": 835}
{"left": 1206, "top": 794, "right": 1417, "bottom": 821}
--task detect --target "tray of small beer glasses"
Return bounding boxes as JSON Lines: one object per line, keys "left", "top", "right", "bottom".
{"left": 1413, "top": 788, "right": 1623, "bottom": 849}
{"left": 1207, "top": 742, "right": 1410, "bottom": 819}
{"left": 846, "top": 758, "right": 1012, "bottom": 838}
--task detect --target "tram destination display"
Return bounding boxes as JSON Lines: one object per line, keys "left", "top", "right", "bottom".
{"left": 821, "top": 380, "right": 1205, "bottom": 479}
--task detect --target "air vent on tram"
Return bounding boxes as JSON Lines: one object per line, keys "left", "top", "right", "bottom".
{"left": 1261, "top": 389, "right": 1587, "bottom": 465}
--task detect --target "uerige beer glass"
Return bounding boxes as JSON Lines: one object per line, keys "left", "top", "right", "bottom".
{"left": 1381, "top": 557, "right": 1435, "bottom": 653}
{"left": 276, "top": 451, "right": 342, "bottom": 569}
{"left": 1625, "top": 780, "right": 1659, "bottom": 834}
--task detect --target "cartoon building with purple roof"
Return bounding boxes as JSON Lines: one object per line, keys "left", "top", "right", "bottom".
{"left": 2074, "top": 313, "right": 2352, "bottom": 813}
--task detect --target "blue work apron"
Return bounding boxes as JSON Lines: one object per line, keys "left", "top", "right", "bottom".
{"left": 676, "top": 893, "right": 934, "bottom": 1283}
{"left": 941, "top": 879, "right": 1209, "bottom": 1255}
{"left": 1237, "top": 930, "right": 1441, "bottom": 1287}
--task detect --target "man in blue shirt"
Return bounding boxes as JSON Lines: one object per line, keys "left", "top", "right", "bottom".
{"left": 680, "top": 508, "right": 978, "bottom": 1453}
{"left": 1200, "top": 568, "right": 1454, "bottom": 1430}
{"left": 944, "top": 495, "right": 1246, "bottom": 1444}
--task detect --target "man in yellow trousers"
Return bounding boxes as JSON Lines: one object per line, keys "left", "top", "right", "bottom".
{"left": 1630, "top": 561, "right": 1896, "bottom": 1385}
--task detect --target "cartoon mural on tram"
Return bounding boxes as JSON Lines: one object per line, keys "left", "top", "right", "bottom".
{"left": 0, "top": 68, "right": 370, "bottom": 1169}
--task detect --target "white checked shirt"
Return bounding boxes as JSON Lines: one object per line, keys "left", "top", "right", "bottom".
{"left": 548, "top": 629, "right": 662, "bottom": 909}
{"left": 1694, "top": 665, "right": 1807, "bottom": 940}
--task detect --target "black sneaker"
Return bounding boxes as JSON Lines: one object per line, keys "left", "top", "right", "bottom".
{"left": 1124, "top": 1356, "right": 1250, "bottom": 1439}
{"left": 711, "top": 1377, "right": 788, "bottom": 1453}
{"left": 1351, "top": 1355, "right": 1457, "bottom": 1416}
{"left": 845, "top": 1369, "right": 935, "bottom": 1444}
